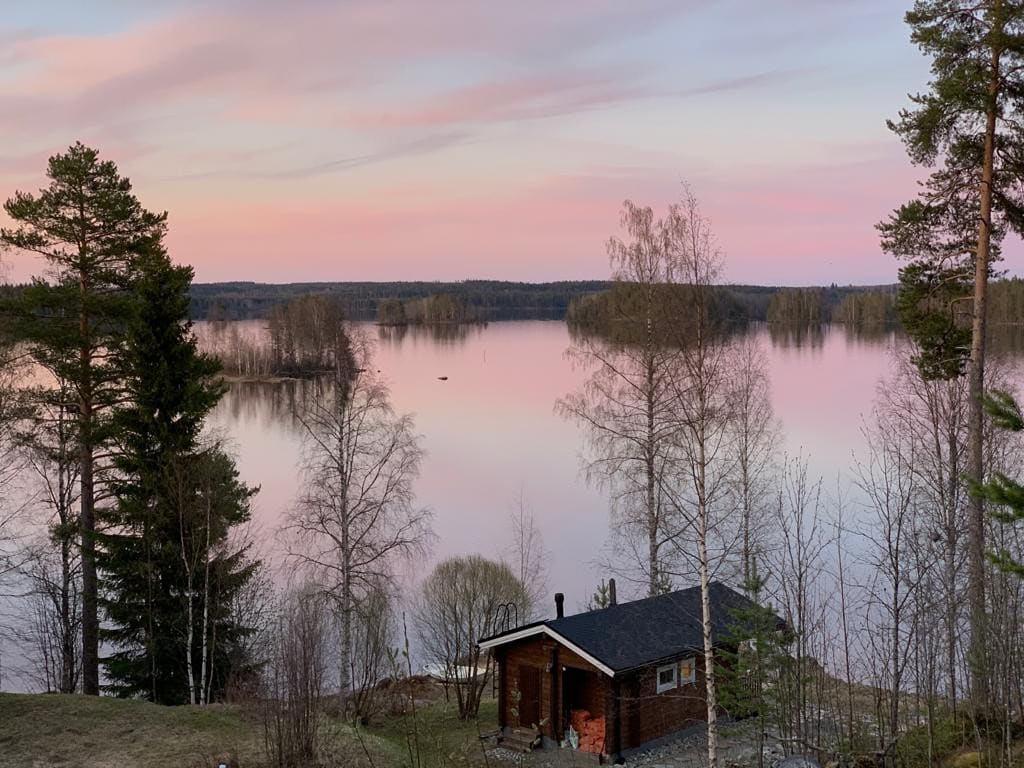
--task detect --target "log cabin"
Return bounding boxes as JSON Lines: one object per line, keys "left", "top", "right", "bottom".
{"left": 478, "top": 580, "right": 783, "bottom": 764}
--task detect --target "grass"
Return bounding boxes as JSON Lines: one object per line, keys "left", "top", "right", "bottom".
{"left": 0, "top": 692, "right": 262, "bottom": 768}
{"left": 367, "top": 697, "right": 499, "bottom": 768}
{"left": 0, "top": 690, "right": 501, "bottom": 768}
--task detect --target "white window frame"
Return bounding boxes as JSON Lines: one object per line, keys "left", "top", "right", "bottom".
{"left": 679, "top": 656, "right": 697, "bottom": 686}
{"left": 656, "top": 663, "right": 678, "bottom": 693}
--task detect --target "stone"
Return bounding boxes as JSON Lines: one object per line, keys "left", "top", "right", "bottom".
{"left": 777, "top": 756, "right": 821, "bottom": 768}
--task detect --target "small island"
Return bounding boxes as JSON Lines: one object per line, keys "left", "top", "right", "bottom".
{"left": 376, "top": 292, "right": 482, "bottom": 326}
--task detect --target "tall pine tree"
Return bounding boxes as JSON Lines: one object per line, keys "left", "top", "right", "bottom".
{"left": 879, "top": 0, "right": 1024, "bottom": 709}
{"left": 1, "top": 143, "right": 166, "bottom": 694}
{"left": 100, "top": 248, "right": 258, "bottom": 703}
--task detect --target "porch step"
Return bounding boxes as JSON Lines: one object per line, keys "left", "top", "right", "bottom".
{"left": 500, "top": 727, "right": 541, "bottom": 753}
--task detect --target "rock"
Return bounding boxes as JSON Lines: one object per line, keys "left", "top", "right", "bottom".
{"left": 777, "top": 756, "right": 821, "bottom": 768}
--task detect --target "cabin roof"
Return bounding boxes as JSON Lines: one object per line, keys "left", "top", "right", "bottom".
{"left": 478, "top": 581, "right": 783, "bottom": 676}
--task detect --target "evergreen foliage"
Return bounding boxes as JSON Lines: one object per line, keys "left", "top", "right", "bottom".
{"left": 0, "top": 142, "right": 168, "bottom": 694}
{"left": 99, "top": 239, "right": 258, "bottom": 703}
{"left": 717, "top": 575, "right": 788, "bottom": 740}
{"left": 879, "top": 1, "right": 1024, "bottom": 379}
{"left": 974, "top": 390, "right": 1024, "bottom": 577}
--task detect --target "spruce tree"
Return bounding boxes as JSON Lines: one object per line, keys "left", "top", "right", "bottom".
{"left": 879, "top": 0, "right": 1024, "bottom": 708}
{"left": 1, "top": 143, "right": 166, "bottom": 694}
{"left": 974, "top": 391, "right": 1024, "bottom": 576}
{"left": 100, "top": 249, "right": 258, "bottom": 703}
{"left": 718, "top": 575, "right": 788, "bottom": 768}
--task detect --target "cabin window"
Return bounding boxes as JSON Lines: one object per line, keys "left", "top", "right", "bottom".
{"left": 680, "top": 656, "right": 696, "bottom": 686}
{"left": 656, "top": 663, "right": 678, "bottom": 693}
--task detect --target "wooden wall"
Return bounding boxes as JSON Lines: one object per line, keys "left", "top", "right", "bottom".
{"left": 493, "top": 636, "right": 710, "bottom": 755}
{"left": 618, "top": 657, "right": 708, "bottom": 749}
{"left": 495, "top": 635, "right": 607, "bottom": 741}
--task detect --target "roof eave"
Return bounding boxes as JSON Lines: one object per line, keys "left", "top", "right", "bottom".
{"left": 477, "top": 623, "right": 617, "bottom": 678}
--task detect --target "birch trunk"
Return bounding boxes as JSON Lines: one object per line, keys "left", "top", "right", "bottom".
{"left": 199, "top": 494, "right": 212, "bottom": 705}
{"left": 698, "top": 486, "right": 718, "bottom": 768}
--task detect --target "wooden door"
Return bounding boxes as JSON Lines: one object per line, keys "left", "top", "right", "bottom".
{"left": 517, "top": 666, "right": 542, "bottom": 727}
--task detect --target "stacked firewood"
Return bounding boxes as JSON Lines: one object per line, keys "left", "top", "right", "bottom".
{"left": 569, "top": 709, "right": 606, "bottom": 755}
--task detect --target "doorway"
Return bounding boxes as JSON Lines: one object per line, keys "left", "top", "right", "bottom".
{"left": 517, "top": 666, "right": 542, "bottom": 727}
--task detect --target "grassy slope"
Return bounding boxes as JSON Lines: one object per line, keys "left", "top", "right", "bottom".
{"left": 0, "top": 693, "right": 263, "bottom": 768}
{"left": 0, "top": 692, "right": 498, "bottom": 768}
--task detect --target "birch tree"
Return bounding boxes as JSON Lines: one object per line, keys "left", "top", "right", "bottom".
{"left": 557, "top": 200, "right": 683, "bottom": 596}
{"left": 727, "top": 336, "right": 780, "bottom": 586}
{"left": 855, "top": 413, "right": 926, "bottom": 744}
{"left": 661, "top": 186, "right": 737, "bottom": 768}
{"left": 17, "top": 377, "right": 81, "bottom": 694}
{"left": 288, "top": 330, "right": 431, "bottom": 702}
{"left": 503, "top": 489, "right": 549, "bottom": 619}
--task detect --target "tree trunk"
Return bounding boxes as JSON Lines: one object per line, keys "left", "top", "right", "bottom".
{"left": 199, "top": 495, "right": 212, "bottom": 705}
{"left": 79, "top": 355, "right": 99, "bottom": 695}
{"left": 698, "top": 451, "right": 718, "bottom": 768}
{"left": 699, "top": 524, "right": 718, "bottom": 768}
{"left": 966, "top": 36, "right": 1000, "bottom": 711}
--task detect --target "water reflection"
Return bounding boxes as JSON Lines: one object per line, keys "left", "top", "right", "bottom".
{"left": 767, "top": 322, "right": 826, "bottom": 349}
{"left": 376, "top": 322, "right": 487, "bottom": 348}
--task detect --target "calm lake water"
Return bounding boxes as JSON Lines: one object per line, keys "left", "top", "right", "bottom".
{"left": 7, "top": 318, "right": 1020, "bottom": 691}
{"left": 208, "top": 320, "right": 904, "bottom": 610}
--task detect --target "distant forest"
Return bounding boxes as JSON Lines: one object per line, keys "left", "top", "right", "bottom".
{"left": 7, "top": 279, "right": 1024, "bottom": 329}
{"left": 187, "top": 280, "right": 609, "bottom": 321}
{"left": 183, "top": 280, "right": 908, "bottom": 323}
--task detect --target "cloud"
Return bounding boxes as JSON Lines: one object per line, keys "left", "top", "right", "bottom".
{"left": 345, "top": 68, "right": 806, "bottom": 130}
{"left": 159, "top": 132, "right": 472, "bottom": 181}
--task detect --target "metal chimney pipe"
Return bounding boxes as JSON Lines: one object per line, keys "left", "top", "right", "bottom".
{"left": 555, "top": 592, "right": 565, "bottom": 618}
{"left": 609, "top": 578, "right": 617, "bottom": 606}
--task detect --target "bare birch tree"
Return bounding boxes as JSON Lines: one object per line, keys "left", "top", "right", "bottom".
{"left": 855, "top": 412, "right": 927, "bottom": 745}
{"left": 16, "top": 379, "right": 81, "bottom": 693}
{"left": 288, "top": 330, "right": 431, "bottom": 704}
{"left": 502, "top": 488, "right": 549, "bottom": 620}
{"left": 727, "top": 335, "right": 780, "bottom": 587}
{"left": 557, "top": 200, "right": 683, "bottom": 596}
{"left": 661, "top": 186, "right": 736, "bottom": 768}
{"left": 770, "top": 454, "right": 830, "bottom": 750}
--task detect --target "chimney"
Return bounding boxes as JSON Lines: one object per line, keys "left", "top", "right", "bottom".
{"left": 555, "top": 592, "right": 565, "bottom": 618}
{"left": 609, "top": 578, "right": 617, "bottom": 607}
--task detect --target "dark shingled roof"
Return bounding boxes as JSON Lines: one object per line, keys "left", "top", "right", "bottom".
{"left": 482, "top": 581, "right": 783, "bottom": 674}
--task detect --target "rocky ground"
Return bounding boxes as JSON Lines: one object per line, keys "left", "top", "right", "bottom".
{"left": 483, "top": 720, "right": 802, "bottom": 768}
{"left": 626, "top": 721, "right": 790, "bottom": 768}
{"left": 485, "top": 721, "right": 798, "bottom": 768}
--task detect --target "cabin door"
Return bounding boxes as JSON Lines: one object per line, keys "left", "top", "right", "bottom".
{"left": 517, "top": 666, "right": 542, "bottom": 727}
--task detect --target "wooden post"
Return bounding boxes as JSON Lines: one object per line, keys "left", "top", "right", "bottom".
{"left": 551, "top": 645, "right": 560, "bottom": 741}
{"left": 610, "top": 678, "right": 622, "bottom": 762}
{"left": 497, "top": 647, "right": 506, "bottom": 732}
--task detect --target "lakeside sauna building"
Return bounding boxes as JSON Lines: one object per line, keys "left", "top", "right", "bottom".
{"left": 478, "top": 581, "right": 783, "bottom": 764}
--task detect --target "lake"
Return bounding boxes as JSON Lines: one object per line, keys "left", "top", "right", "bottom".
{"left": 208, "top": 320, "right": 904, "bottom": 611}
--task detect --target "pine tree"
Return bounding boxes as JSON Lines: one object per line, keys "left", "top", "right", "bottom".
{"left": 0, "top": 143, "right": 166, "bottom": 694}
{"left": 879, "top": 0, "right": 1024, "bottom": 709}
{"left": 99, "top": 249, "right": 258, "bottom": 703}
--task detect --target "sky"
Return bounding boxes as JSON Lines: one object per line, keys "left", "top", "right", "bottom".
{"left": 0, "top": 0, "right": 967, "bottom": 285}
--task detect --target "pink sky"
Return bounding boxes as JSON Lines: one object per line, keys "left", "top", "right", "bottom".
{"left": 0, "top": 0, "right": 1005, "bottom": 285}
